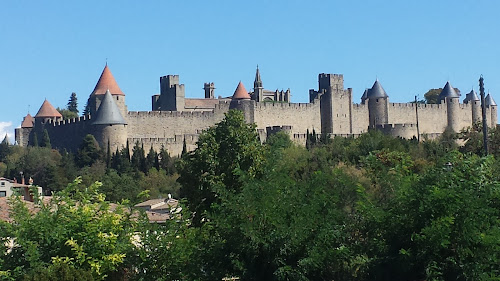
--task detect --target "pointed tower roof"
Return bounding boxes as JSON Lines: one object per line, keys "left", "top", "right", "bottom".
{"left": 361, "top": 89, "right": 369, "bottom": 102}
{"left": 463, "top": 89, "right": 479, "bottom": 103}
{"left": 254, "top": 65, "right": 262, "bottom": 88}
{"left": 35, "top": 100, "right": 63, "bottom": 118}
{"left": 367, "top": 80, "right": 388, "bottom": 98}
{"left": 92, "top": 89, "right": 128, "bottom": 125}
{"left": 232, "top": 81, "right": 251, "bottom": 100}
{"left": 91, "top": 65, "right": 124, "bottom": 96}
{"left": 439, "top": 81, "right": 460, "bottom": 100}
{"left": 2, "top": 134, "right": 9, "bottom": 145}
{"left": 485, "top": 93, "right": 497, "bottom": 106}
{"left": 21, "top": 113, "right": 34, "bottom": 128}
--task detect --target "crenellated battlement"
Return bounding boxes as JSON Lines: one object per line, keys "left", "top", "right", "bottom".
{"left": 128, "top": 110, "right": 215, "bottom": 118}
{"left": 255, "top": 102, "right": 317, "bottom": 110}
{"left": 46, "top": 115, "right": 92, "bottom": 127}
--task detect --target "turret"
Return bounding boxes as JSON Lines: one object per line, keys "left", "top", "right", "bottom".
{"left": 92, "top": 89, "right": 128, "bottom": 152}
{"left": 463, "top": 89, "right": 481, "bottom": 124}
{"left": 366, "top": 80, "right": 389, "bottom": 127}
{"left": 34, "top": 99, "right": 63, "bottom": 126}
{"left": 230, "top": 81, "right": 254, "bottom": 123}
{"left": 439, "top": 81, "right": 460, "bottom": 132}
{"left": 15, "top": 113, "right": 35, "bottom": 146}
{"left": 464, "top": 89, "right": 481, "bottom": 124}
{"left": 485, "top": 92, "right": 497, "bottom": 128}
{"left": 88, "top": 64, "right": 127, "bottom": 116}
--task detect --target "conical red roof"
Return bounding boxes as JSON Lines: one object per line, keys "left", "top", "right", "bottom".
{"left": 35, "top": 100, "right": 62, "bottom": 118}
{"left": 91, "top": 65, "right": 124, "bottom": 96}
{"left": 232, "top": 81, "right": 251, "bottom": 100}
{"left": 21, "top": 113, "right": 34, "bottom": 128}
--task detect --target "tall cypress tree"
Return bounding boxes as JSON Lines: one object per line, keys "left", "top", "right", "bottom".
{"left": 41, "top": 129, "right": 51, "bottom": 149}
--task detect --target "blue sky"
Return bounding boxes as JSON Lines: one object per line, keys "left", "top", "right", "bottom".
{"left": 1, "top": 0, "right": 499, "bottom": 142}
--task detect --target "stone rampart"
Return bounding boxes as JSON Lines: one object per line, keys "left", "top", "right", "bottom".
{"left": 351, "top": 104, "right": 369, "bottom": 134}
{"left": 126, "top": 103, "right": 229, "bottom": 140}
{"left": 253, "top": 102, "right": 321, "bottom": 135}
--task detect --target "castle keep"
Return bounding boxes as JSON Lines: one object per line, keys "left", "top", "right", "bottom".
{"left": 15, "top": 65, "right": 498, "bottom": 155}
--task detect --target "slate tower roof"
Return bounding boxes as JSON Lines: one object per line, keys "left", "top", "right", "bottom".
{"left": 439, "top": 81, "right": 460, "bottom": 100}
{"left": 367, "top": 80, "right": 388, "bottom": 98}
{"left": 485, "top": 93, "right": 497, "bottom": 106}
{"left": 91, "top": 65, "right": 124, "bottom": 96}
{"left": 92, "top": 90, "right": 128, "bottom": 125}
{"left": 35, "top": 100, "right": 63, "bottom": 118}
{"left": 463, "top": 89, "right": 479, "bottom": 103}
{"left": 232, "top": 81, "right": 251, "bottom": 100}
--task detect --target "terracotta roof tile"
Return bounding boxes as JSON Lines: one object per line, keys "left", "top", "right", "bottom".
{"left": 35, "top": 100, "right": 62, "bottom": 118}
{"left": 91, "top": 65, "right": 124, "bottom": 96}
{"left": 21, "top": 114, "right": 34, "bottom": 128}
{"left": 232, "top": 81, "right": 251, "bottom": 100}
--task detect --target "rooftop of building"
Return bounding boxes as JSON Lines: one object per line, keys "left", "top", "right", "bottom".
{"left": 91, "top": 64, "right": 124, "bottom": 96}
{"left": 35, "top": 100, "right": 62, "bottom": 118}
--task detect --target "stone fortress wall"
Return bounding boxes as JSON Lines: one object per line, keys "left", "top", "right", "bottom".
{"left": 16, "top": 65, "right": 499, "bottom": 157}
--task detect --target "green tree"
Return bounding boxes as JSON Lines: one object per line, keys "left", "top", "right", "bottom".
{"left": 0, "top": 136, "right": 10, "bottom": 163}
{"left": 131, "top": 141, "right": 146, "bottom": 173}
{"left": 40, "top": 129, "right": 51, "bottom": 149}
{"left": 2, "top": 178, "right": 137, "bottom": 280}
{"left": 31, "top": 133, "right": 38, "bottom": 147}
{"left": 145, "top": 146, "right": 158, "bottom": 172}
{"left": 57, "top": 107, "right": 79, "bottom": 120}
{"left": 424, "top": 87, "right": 460, "bottom": 104}
{"left": 178, "top": 110, "right": 265, "bottom": 225}
{"left": 67, "top": 92, "right": 79, "bottom": 114}
{"left": 76, "top": 134, "right": 101, "bottom": 167}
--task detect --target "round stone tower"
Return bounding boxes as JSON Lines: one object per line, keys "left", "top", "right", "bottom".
{"left": 485, "top": 93, "right": 497, "bottom": 128}
{"left": 439, "top": 81, "right": 460, "bottom": 132}
{"left": 463, "top": 89, "right": 481, "bottom": 124}
{"left": 91, "top": 89, "right": 128, "bottom": 152}
{"left": 229, "top": 81, "right": 255, "bottom": 123}
{"left": 366, "top": 80, "right": 389, "bottom": 127}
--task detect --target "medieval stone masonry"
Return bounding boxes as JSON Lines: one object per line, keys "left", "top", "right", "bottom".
{"left": 15, "top": 65, "right": 498, "bottom": 156}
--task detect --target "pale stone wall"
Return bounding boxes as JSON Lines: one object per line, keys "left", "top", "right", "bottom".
{"left": 351, "top": 104, "right": 369, "bottom": 134}
{"left": 252, "top": 102, "right": 321, "bottom": 135}
{"left": 126, "top": 103, "right": 229, "bottom": 140}
{"left": 331, "top": 89, "right": 352, "bottom": 134}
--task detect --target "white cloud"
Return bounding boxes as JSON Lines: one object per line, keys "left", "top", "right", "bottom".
{"left": 0, "top": 121, "right": 14, "bottom": 144}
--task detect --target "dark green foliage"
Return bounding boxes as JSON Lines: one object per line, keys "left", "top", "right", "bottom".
{"left": 265, "top": 131, "right": 293, "bottom": 151}
{"left": 40, "top": 129, "right": 51, "bottom": 149}
{"left": 57, "top": 107, "right": 78, "bottom": 120}
{"left": 131, "top": 141, "right": 146, "bottom": 173}
{"left": 0, "top": 136, "right": 9, "bottom": 162}
{"left": 145, "top": 146, "right": 158, "bottom": 172}
{"left": 158, "top": 145, "right": 175, "bottom": 174}
{"left": 67, "top": 92, "right": 78, "bottom": 114}
{"left": 22, "top": 263, "right": 94, "bottom": 281}
{"left": 31, "top": 133, "right": 38, "bottom": 147}
{"left": 181, "top": 137, "right": 187, "bottom": 156}
{"left": 76, "top": 134, "right": 101, "bottom": 168}
{"left": 83, "top": 98, "right": 90, "bottom": 116}
{"left": 424, "top": 87, "right": 460, "bottom": 104}
{"left": 178, "top": 110, "right": 264, "bottom": 225}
